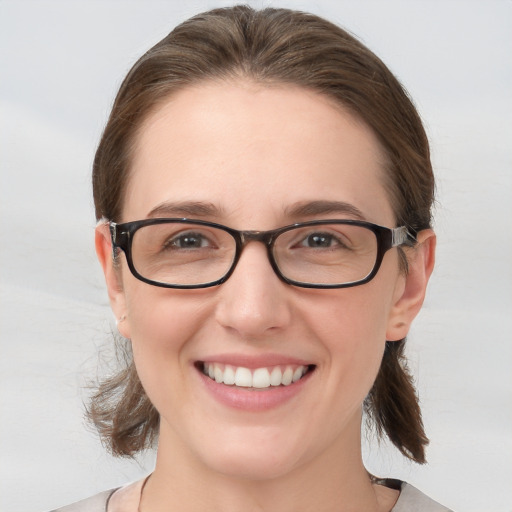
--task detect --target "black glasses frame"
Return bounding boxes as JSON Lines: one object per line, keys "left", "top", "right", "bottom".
{"left": 109, "top": 218, "right": 417, "bottom": 289}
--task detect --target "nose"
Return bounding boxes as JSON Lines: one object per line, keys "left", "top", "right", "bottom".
{"left": 214, "top": 242, "right": 292, "bottom": 339}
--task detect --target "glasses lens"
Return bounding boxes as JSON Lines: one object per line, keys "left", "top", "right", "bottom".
{"left": 273, "top": 223, "right": 378, "bottom": 286}
{"left": 130, "top": 222, "right": 236, "bottom": 286}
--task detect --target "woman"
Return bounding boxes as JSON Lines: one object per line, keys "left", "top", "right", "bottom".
{"left": 54, "top": 5, "right": 447, "bottom": 511}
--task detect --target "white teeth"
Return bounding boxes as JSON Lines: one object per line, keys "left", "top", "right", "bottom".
{"left": 252, "top": 368, "right": 270, "bottom": 388}
{"left": 203, "top": 363, "right": 309, "bottom": 388}
{"left": 223, "top": 365, "right": 236, "bottom": 385}
{"left": 235, "top": 367, "right": 253, "bottom": 387}
{"left": 292, "top": 367, "right": 304, "bottom": 383}
{"left": 282, "top": 367, "right": 293, "bottom": 386}
{"left": 270, "top": 367, "right": 282, "bottom": 386}
{"left": 214, "top": 366, "right": 223, "bottom": 383}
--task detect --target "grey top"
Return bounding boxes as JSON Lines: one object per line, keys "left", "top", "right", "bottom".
{"left": 50, "top": 480, "right": 453, "bottom": 512}
{"left": 393, "top": 483, "right": 453, "bottom": 511}
{"left": 50, "top": 490, "right": 114, "bottom": 512}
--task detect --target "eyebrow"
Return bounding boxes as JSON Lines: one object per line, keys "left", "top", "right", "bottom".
{"left": 146, "top": 199, "right": 366, "bottom": 222}
{"left": 147, "top": 201, "right": 225, "bottom": 219}
{"left": 284, "top": 200, "right": 367, "bottom": 220}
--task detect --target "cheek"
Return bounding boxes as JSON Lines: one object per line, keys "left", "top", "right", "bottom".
{"left": 125, "top": 281, "right": 208, "bottom": 344}
{"left": 122, "top": 286, "right": 211, "bottom": 406}
{"left": 309, "top": 282, "right": 394, "bottom": 348}
{"left": 332, "top": 303, "right": 386, "bottom": 383}
{"left": 305, "top": 276, "right": 397, "bottom": 386}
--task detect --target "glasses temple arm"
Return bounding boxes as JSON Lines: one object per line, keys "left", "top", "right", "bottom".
{"left": 109, "top": 222, "right": 118, "bottom": 259}
{"left": 391, "top": 226, "right": 418, "bottom": 247}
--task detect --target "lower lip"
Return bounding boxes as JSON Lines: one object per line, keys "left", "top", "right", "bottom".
{"left": 197, "top": 367, "right": 313, "bottom": 412}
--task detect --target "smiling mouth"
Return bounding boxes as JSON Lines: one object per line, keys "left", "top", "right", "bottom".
{"left": 197, "top": 362, "right": 315, "bottom": 389}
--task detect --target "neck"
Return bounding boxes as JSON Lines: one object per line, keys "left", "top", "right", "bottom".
{"left": 140, "top": 416, "right": 396, "bottom": 512}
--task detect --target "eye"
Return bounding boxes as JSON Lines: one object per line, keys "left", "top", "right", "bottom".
{"left": 167, "top": 231, "right": 213, "bottom": 249}
{"left": 299, "top": 232, "right": 344, "bottom": 249}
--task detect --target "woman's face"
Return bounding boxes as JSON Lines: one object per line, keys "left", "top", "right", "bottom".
{"left": 99, "top": 81, "right": 426, "bottom": 480}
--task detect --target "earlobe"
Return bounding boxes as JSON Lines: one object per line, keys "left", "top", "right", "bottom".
{"left": 95, "top": 222, "right": 131, "bottom": 338}
{"left": 386, "top": 229, "right": 436, "bottom": 341}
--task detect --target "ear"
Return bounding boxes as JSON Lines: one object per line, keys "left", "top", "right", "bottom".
{"left": 95, "top": 222, "right": 131, "bottom": 339}
{"left": 386, "top": 229, "right": 436, "bottom": 341}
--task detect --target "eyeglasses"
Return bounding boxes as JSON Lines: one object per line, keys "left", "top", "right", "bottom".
{"left": 109, "top": 218, "right": 417, "bottom": 289}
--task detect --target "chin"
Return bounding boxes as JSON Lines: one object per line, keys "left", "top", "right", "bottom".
{"left": 193, "top": 428, "right": 307, "bottom": 481}
{"left": 210, "top": 452, "right": 299, "bottom": 482}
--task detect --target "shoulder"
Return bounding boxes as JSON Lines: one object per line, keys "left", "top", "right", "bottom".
{"left": 49, "top": 489, "right": 116, "bottom": 512}
{"left": 393, "top": 482, "right": 454, "bottom": 512}
{"left": 49, "top": 479, "right": 146, "bottom": 512}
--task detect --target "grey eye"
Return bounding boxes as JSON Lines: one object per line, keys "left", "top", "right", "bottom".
{"left": 301, "top": 233, "right": 338, "bottom": 248}
{"left": 169, "top": 232, "right": 211, "bottom": 249}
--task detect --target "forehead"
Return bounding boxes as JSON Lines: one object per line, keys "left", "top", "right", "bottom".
{"left": 125, "top": 80, "right": 394, "bottom": 227}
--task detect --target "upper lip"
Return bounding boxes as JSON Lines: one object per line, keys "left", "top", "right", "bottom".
{"left": 196, "top": 353, "right": 314, "bottom": 369}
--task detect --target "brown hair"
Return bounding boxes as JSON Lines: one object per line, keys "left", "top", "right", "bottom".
{"left": 90, "top": 5, "right": 434, "bottom": 463}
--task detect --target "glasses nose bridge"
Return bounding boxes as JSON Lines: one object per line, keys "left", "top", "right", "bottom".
{"left": 238, "top": 229, "right": 275, "bottom": 247}
{"left": 234, "top": 229, "right": 277, "bottom": 271}
{"left": 231, "top": 230, "right": 279, "bottom": 282}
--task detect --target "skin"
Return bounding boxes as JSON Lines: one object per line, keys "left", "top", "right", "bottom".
{"left": 96, "top": 80, "right": 435, "bottom": 512}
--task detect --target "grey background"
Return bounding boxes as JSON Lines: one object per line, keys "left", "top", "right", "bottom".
{"left": 1, "top": 1, "right": 511, "bottom": 511}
